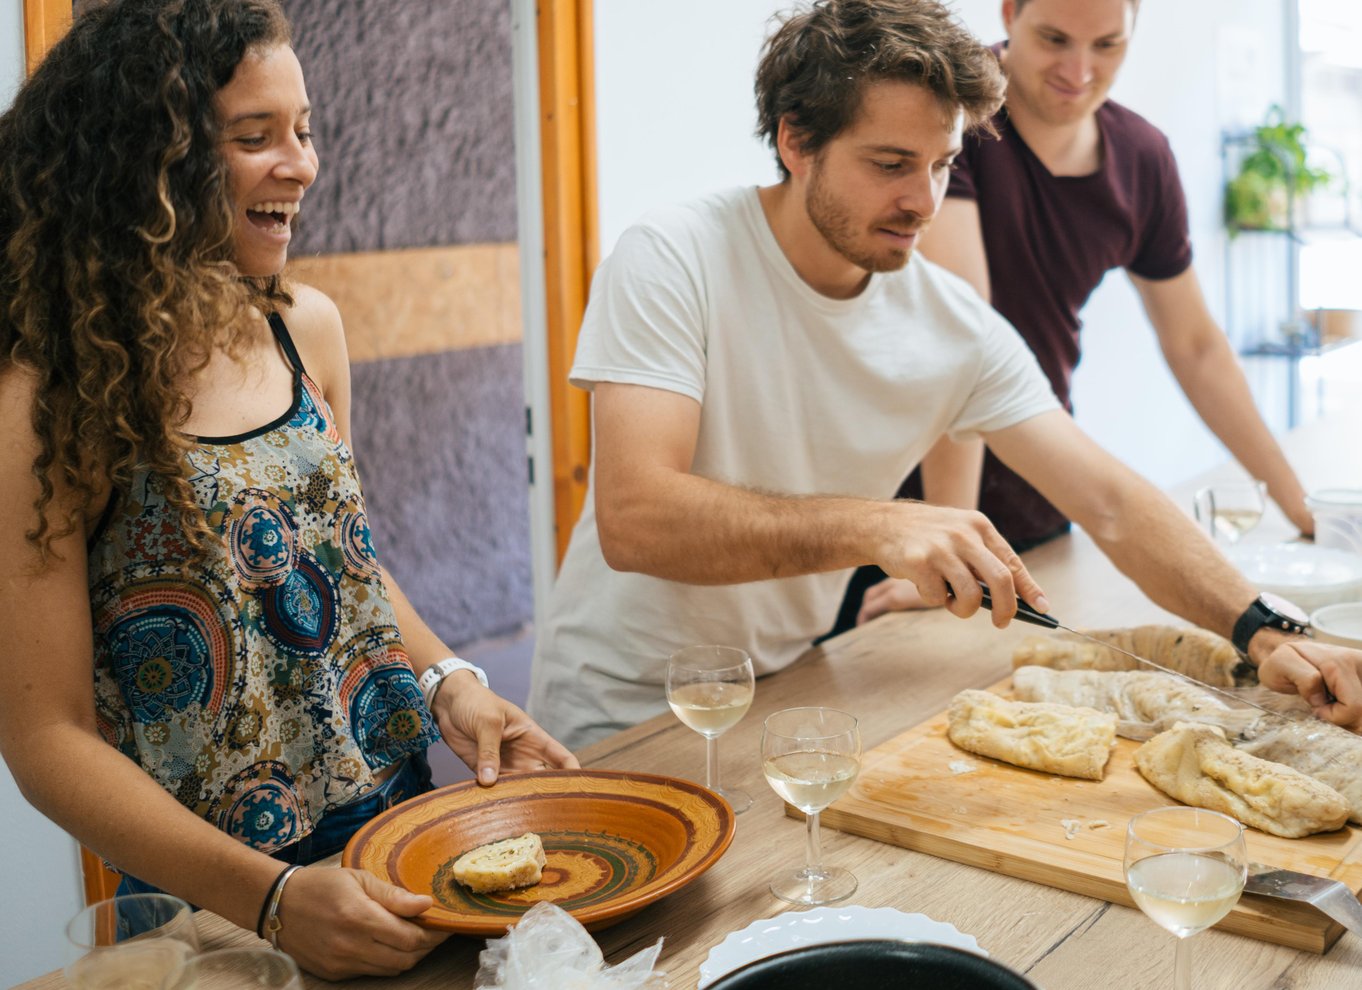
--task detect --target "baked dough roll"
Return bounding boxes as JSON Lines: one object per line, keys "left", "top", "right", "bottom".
{"left": 947, "top": 689, "right": 1117, "bottom": 781}
{"left": 1011, "top": 665, "right": 1229, "bottom": 728}
{"left": 1134, "top": 722, "right": 1349, "bottom": 838}
{"left": 451, "top": 832, "right": 546, "bottom": 894}
{"left": 1012, "top": 625, "right": 1239, "bottom": 687}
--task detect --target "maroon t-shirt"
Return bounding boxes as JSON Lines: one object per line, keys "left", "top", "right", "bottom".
{"left": 902, "top": 96, "right": 1193, "bottom": 548}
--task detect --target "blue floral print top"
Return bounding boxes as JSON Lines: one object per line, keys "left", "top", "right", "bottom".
{"left": 87, "top": 314, "right": 439, "bottom": 852}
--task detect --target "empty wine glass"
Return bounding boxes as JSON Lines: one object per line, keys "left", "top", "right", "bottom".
{"left": 161, "top": 948, "right": 303, "bottom": 989}
{"left": 667, "top": 645, "right": 755, "bottom": 813}
{"left": 1193, "top": 481, "right": 1266, "bottom": 544}
{"left": 762, "top": 706, "right": 861, "bottom": 905}
{"left": 1124, "top": 806, "right": 1247, "bottom": 990}
{"left": 64, "top": 893, "right": 200, "bottom": 990}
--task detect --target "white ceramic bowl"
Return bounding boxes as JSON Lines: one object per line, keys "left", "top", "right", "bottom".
{"left": 698, "top": 906, "right": 983, "bottom": 989}
{"left": 1310, "top": 602, "right": 1362, "bottom": 649}
{"left": 1226, "top": 543, "right": 1362, "bottom": 614}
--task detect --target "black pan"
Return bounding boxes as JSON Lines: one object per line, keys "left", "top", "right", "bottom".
{"left": 705, "top": 939, "right": 1039, "bottom": 990}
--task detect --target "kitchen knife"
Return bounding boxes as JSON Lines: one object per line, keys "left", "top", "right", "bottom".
{"left": 1245, "top": 863, "right": 1362, "bottom": 939}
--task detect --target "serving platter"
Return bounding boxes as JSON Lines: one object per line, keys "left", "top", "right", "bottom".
{"left": 342, "top": 769, "right": 735, "bottom": 935}
{"left": 810, "top": 676, "right": 1362, "bottom": 953}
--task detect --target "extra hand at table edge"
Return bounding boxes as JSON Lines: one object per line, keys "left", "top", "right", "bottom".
{"left": 432, "top": 670, "right": 579, "bottom": 784}
{"left": 1251, "top": 631, "right": 1362, "bottom": 733}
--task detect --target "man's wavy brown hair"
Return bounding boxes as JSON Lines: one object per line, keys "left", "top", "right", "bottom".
{"left": 1, "top": 0, "right": 294, "bottom": 560}
{"left": 756, "top": 0, "right": 1006, "bottom": 179}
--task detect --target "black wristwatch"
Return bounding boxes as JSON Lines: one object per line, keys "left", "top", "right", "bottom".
{"left": 1231, "top": 593, "right": 1310, "bottom": 656}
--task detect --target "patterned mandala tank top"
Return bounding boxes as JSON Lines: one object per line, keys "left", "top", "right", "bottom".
{"left": 87, "top": 314, "right": 439, "bottom": 852}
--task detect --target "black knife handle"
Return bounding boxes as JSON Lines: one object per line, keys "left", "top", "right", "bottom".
{"left": 952, "top": 580, "right": 1060, "bottom": 629}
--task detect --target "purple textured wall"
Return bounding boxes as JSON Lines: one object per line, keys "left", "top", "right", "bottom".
{"left": 283, "top": 0, "right": 517, "bottom": 252}
{"left": 281, "top": 0, "right": 531, "bottom": 647}
{"left": 351, "top": 346, "right": 531, "bottom": 641}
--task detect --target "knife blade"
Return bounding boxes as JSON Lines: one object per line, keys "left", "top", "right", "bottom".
{"left": 969, "top": 582, "right": 1282, "bottom": 717}
{"left": 1245, "top": 863, "right": 1362, "bottom": 939}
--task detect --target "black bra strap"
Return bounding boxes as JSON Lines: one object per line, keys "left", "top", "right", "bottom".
{"left": 267, "top": 312, "right": 307, "bottom": 377}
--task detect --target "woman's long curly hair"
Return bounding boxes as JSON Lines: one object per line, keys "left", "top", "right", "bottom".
{"left": 0, "top": 0, "right": 294, "bottom": 561}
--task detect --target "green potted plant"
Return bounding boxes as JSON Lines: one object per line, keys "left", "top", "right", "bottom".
{"left": 1224, "top": 105, "right": 1332, "bottom": 234}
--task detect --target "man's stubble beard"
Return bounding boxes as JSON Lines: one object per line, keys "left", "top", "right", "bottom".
{"left": 805, "top": 160, "right": 915, "bottom": 275}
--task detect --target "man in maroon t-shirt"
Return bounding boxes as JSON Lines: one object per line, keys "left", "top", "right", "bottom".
{"left": 834, "top": 0, "right": 1313, "bottom": 633}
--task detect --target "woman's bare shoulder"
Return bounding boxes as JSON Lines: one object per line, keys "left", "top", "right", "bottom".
{"left": 278, "top": 281, "right": 350, "bottom": 387}
{"left": 281, "top": 282, "right": 344, "bottom": 344}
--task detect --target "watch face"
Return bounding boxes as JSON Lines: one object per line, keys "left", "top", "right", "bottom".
{"left": 1260, "top": 592, "right": 1310, "bottom": 626}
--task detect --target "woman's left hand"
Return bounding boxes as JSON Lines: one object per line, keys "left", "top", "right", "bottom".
{"left": 432, "top": 672, "right": 580, "bottom": 783}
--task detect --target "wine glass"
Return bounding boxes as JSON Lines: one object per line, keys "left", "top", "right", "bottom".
{"left": 761, "top": 706, "right": 861, "bottom": 905}
{"left": 1193, "top": 481, "right": 1266, "bottom": 544}
{"left": 161, "top": 948, "right": 304, "bottom": 989}
{"left": 64, "top": 893, "right": 200, "bottom": 990}
{"left": 1124, "top": 806, "right": 1247, "bottom": 990}
{"left": 667, "top": 644, "right": 755, "bottom": 813}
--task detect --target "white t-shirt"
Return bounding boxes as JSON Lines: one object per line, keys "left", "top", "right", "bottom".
{"left": 528, "top": 186, "right": 1059, "bottom": 749}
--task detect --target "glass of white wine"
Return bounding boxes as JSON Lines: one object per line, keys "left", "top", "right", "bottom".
{"left": 1193, "top": 481, "right": 1266, "bottom": 544}
{"left": 161, "top": 948, "right": 303, "bottom": 989}
{"left": 667, "top": 644, "right": 756, "bottom": 813}
{"left": 1124, "top": 806, "right": 1247, "bottom": 990}
{"left": 761, "top": 706, "right": 861, "bottom": 906}
{"left": 64, "top": 893, "right": 200, "bottom": 990}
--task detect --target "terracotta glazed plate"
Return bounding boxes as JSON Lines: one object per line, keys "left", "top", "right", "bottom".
{"left": 341, "top": 769, "right": 735, "bottom": 935}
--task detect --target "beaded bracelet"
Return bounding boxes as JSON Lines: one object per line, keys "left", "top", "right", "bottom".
{"left": 257, "top": 864, "right": 303, "bottom": 947}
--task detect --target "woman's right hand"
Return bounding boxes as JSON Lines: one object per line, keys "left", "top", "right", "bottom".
{"left": 275, "top": 866, "right": 449, "bottom": 979}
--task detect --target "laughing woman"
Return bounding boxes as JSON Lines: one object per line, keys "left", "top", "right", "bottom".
{"left": 0, "top": 0, "right": 574, "bottom": 978}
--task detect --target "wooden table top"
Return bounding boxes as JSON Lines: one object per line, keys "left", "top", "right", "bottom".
{"left": 19, "top": 406, "right": 1362, "bottom": 989}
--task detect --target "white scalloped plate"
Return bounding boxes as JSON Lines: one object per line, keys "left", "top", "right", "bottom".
{"left": 697, "top": 905, "right": 984, "bottom": 988}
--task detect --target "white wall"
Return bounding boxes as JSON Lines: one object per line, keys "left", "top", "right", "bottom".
{"left": 0, "top": 13, "right": 88, "bottom": 989}
{"left": 594, "top": 0, "right": 1291, "bottom": 491}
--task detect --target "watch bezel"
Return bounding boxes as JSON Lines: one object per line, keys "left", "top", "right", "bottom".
{"left": 1233, "top": 593, "right": 1310, "bottom": 656}
{"left": 1258, "top": 591, "right": 1310, "bottom": 627}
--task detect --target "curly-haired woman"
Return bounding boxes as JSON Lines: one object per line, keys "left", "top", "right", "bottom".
{"left": 0, "top": 0, "right": 575, "bottom": 977}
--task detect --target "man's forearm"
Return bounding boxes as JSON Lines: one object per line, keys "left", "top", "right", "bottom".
{"left": 1166, "top": 338, "right": 1306, "bottom": 517}
{"left": 597, "top": 468, "right": 900, "bottom": 584}
{"left": 1050, "top": 462, "right": 1258, "bottom": 640}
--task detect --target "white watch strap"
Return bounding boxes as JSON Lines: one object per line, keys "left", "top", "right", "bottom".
{"left": 418, "top": 656, "right": 489, "bottom": 708}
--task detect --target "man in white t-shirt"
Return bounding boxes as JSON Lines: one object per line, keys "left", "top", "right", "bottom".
{"left": 528, "top": 0, "right": 1362, "bottom": 750}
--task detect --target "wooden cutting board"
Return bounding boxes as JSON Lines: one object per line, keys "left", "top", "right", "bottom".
{"left": 813, "top": 677, "right": 1362, "bottom": 953}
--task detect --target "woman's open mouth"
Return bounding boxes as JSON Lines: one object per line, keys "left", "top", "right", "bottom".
{"left": 246, "top": 199, "right": 300, "bottom": 234}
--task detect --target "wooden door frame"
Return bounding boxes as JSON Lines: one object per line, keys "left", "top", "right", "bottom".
{"left": 535, "top": 0, "right": 597, "bottom": 565}
{"left": 22, "top": 0, "right": 70, "bottom": 75}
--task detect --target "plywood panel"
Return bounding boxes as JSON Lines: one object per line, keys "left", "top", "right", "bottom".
{"left": 815, "top": 676, "right": 1362, "bottom": 953}
{"left": 288, "top": 243, "right": 521, "bottom": 363}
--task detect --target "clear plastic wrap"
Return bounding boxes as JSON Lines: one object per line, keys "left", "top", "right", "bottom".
{"left": 474, "top": 902, "right": 666, "bottom": 990}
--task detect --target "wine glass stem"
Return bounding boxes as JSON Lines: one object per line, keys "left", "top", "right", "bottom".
{"left": 804, "top": 810, "right": 823, "bottom": 876}
{"left": 1174, "top": 935, "right": 1193, "bottom": 990}
{"left": 706, "top": 735, "right": 721, "bottom": 792}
